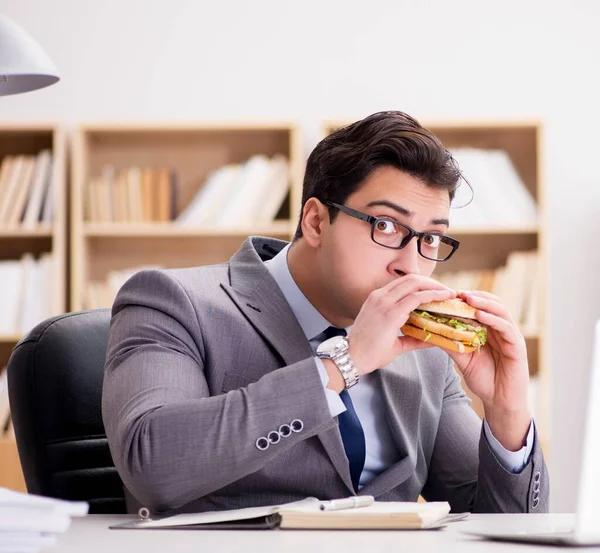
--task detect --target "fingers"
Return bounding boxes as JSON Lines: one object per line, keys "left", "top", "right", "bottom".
{"left": 382, "top": 274, "right": 456, "bottom": 305}
{"left": 382, "top": 273, "right": 453, "bottom": 295}
{"left": 366, "top": 275, "right": 456, "bottom": 331}
{"left": 460, "top": 291, "right": 517, "bottom": 326}
{"left": 395, "top": 335, "right": 436, "bottom": 355}
{"left": 398, "top": 288, "right": 457, "bottom": 313}
{"left": 458, "top": 290, "right": 502, "bottom": 303}
{"left": 476, "top": 310, "right": 525, "bottom": 356}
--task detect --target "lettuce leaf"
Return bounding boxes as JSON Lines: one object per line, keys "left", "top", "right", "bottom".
{"left": 413, "top": 309, "right": 488, "bottom": 349}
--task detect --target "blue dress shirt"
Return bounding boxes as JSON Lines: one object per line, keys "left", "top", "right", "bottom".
{"left": 264, "top": 244, "right": 533, "bottom": 488}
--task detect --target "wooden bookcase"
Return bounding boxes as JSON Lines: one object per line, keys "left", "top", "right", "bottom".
{"left": 70, "top": 123, "right": 303, "bottom": 311}
{"left": 0, "top": 123, "right": 67, "bottom": 492}
{"left": 322, "top": 120, "right": 549, "bottom": 452}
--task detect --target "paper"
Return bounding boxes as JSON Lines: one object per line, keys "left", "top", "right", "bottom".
{"left": 0, "top": 488, "right": 89, "bottom": 517}
{"left": 0, "top": 487, "right": 88, "bottom": 553}
{"left": 134, "top": 497, "right": 319, "bottom": 528}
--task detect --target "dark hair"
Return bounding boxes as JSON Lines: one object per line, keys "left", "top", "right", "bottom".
{"left": 294, "top": 110, "right": 463, "bottom": 239}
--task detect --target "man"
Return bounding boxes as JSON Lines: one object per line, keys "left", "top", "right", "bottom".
{"left": 102, "top": 111, "right": 548, "bottom": 515}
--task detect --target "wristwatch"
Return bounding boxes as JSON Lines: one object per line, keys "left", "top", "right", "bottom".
{"left": 316, "top": 335, "right": 360, "bottom": 389}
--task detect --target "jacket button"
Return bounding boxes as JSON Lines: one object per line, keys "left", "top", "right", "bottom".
{"left": 532, "top": 497, "right": 540, "bottom": 509}
{"left": 291, "top": 419, "right": 304, "bottom": 433}
{"left": 279, "top": 424, "right": 292, "bottom": 437}
{"left": 534, "top": 471, "right": 541, "bottom": 483}
{"left": 268, "top": 431, "right": 281, "bottom": 444}
{"left": 256, "top": 437, "right": 269, "bottom": 451}
{"left": 533, "top": 482, "right": 540, "bottom": 493}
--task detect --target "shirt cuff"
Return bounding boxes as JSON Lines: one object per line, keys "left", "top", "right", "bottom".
{"left": 314, "top": 357, "right": 347, "bottom": 417}
{"left": 483, "top": 417, "right": 535, "bottom": 473}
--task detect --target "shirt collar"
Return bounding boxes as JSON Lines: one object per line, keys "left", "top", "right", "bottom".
{"left": 265, "top": 243, "right": 335, "bottom": 341}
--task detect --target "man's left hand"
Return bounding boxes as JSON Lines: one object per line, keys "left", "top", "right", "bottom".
{"left": 445, "top": 290, "right": 531, "bottom": 452}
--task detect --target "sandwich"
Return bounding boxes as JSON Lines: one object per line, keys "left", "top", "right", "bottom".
{"left": 400, "top": 298, "right": 487, "bottom": 353}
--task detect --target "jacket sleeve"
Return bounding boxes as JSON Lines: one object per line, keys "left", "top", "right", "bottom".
{"left": 420, "top": 357, "right": 549, "bottom": 513}
{"left": 102, "top": 269, "right": 336, "bottom": 512}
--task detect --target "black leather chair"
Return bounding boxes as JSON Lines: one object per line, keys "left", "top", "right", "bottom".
{"left": 7, "top": 309, "right": 126, "bottom": 514}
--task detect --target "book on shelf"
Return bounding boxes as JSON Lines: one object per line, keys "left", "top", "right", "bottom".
{"left": 176, "top": 164, "right": 240, "bottom": 227}
{"left": 85, "top": 166, "right": 177, "bottom": 224}
{"left": 111, "top": 497, "right": 454, "bottom": 531}
{"left": 434, "top": 250, "right": 540, "bottom": 335}
{"left": 0, "top": 151, "right": 54, "bottom": 228}
{"left": 86, "top": 155, "right": 289, "bottom": 227}
{"left": 450, "top": 148, "right": 538, "bottom": 228}
{"left": 174, "top": 154, "right": 290, "bottom": 228}
{"left": 0, "top": 253, "right": 54, "bottom": 336}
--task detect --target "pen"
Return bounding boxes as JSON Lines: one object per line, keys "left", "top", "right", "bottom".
{"left": 319, "top": 495, "right": 374, "bottom": 511}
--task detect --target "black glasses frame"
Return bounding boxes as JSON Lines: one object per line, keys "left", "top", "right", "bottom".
{"left": 326, "top": 201, "right": 460, "bottom": 262}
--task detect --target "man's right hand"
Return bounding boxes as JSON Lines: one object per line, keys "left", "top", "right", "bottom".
{"left": 347, "top": 275, "right": 456, "bottom": 376}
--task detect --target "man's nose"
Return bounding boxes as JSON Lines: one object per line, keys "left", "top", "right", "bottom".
{"left": 391, "top": 236, "right": 421, "bottom": 276}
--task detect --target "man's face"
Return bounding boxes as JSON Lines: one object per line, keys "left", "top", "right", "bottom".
{"left": 317, "top": 166, "right": 452, "bottom": 321}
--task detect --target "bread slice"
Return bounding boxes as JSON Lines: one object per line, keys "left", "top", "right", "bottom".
{"left": 416, "top": 298, "right": 476, "bottom": 319}
{"left": 401, "top": 324, "right": 476, "bottom": 354}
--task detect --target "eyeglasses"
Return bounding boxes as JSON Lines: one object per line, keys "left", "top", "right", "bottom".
{"left": 326, "top": 201, "right": 460, "bottom": 262}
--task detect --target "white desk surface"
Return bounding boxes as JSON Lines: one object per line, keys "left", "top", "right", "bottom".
{"left": 46, "top": 513, "right": 590, "bottom": 553}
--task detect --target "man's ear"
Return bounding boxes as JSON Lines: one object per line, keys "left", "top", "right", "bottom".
{"left": 300, "top": 198, "right": 329, "bottom": 247}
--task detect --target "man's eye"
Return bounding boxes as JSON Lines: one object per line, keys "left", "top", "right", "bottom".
{"left": 422, "top": 234, "right": 441, "bottom": 247}
{"left": 375, "top": 220, "right": 397, "bottom": 234}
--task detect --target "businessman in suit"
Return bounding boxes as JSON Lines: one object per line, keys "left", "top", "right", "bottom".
{"left": 102, "top": 111, "right": 548, "bottom": 515}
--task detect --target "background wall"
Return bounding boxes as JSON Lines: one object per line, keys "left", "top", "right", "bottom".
{"left": 1, "top": 0, "right": 599, "bottom": 511}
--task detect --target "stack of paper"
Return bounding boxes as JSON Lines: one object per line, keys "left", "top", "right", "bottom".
{"left": 0, "top": 487, "right": 88, "bottom": 553}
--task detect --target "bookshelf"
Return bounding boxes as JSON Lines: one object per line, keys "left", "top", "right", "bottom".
{"left": 322, "top": 120, "right": 549, "bottom": 452}
{"left": 0, "top": 123, "right": 67, "bottom": 491}
{"left": 71, "top": 123, "right": 303, "bottom": 311}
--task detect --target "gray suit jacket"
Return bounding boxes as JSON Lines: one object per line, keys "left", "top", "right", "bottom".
{"left": 102, "top": 236, "right": 549, "bottom": 515}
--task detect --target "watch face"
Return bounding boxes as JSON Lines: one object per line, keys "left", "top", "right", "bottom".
{"left": 316, "top": 335, "right": 347, "bottom": 356}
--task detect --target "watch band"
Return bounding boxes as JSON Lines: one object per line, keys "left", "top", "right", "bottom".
{"left": 328, "top": 338, "right": 360, "bottom": 389}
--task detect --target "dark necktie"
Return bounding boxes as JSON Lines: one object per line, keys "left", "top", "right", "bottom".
{"left": 322, "top": 326, "right": 366, "bottom": 491}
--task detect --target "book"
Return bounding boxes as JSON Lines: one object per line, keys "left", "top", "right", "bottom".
{"left": 212, "top": 155, "right": 273, "bottom": 228}
{"left": 22, "top": 150, "right": 52, "bottom": 228}
{"left": 175, "top": 164, "right": 241, "bottom": 227}
{"left": 449, "top": 148, "right": 538, "bottom": 228}
{"left": 40, "top": 160, "right": 54, "bottom": 225}
{"left": 8, "top": 156, "right": 35, "bottom": 227}
{"left": 110, "top": 497, "right": 453, "bottom": 531}
{"left": 0, "top": 259, "right": 24, "bottom": 334}
{"left": 0, "top": 155, "right": 25, "bottom": 225}
{"left": 157, "top": 168, "right": 171, "bottom": 222}
{"left": 254, "top": 154, "right": 290, "bottom": 224}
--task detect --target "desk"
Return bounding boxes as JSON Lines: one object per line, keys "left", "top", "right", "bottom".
{"left": 49, "top": 514, "right": 583, "bottom": 552}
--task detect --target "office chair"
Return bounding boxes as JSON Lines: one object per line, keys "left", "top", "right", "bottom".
{"left": 6, "top": 309, "right": 126, "bottom": 514}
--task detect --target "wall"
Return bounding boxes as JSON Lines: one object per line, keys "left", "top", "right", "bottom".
{"left": 1, "top": 0, "right": 599, "bottom": 511}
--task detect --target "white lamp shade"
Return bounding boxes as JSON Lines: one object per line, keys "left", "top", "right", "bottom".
{"left": 0, "top": 14, "right": 59, "bottom": 96}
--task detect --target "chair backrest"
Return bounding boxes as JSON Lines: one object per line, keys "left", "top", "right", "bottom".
{"left": 7, "top": 309, "right": 126, "bottom": 514}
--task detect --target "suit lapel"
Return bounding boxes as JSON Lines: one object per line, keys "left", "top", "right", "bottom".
{"left": 358, "top": 354, "right": 423, "bottom": 498}
{"left": 221, "top": 237, "right": 355, "bottom": 494}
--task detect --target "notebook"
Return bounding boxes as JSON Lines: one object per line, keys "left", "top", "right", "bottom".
{"left": 110, "top": 497, "right": 454, "bottom": 531}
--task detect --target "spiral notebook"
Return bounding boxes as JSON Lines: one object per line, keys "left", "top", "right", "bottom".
{"left": 110, "top": 497, "right": 457, "bottom": 531}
